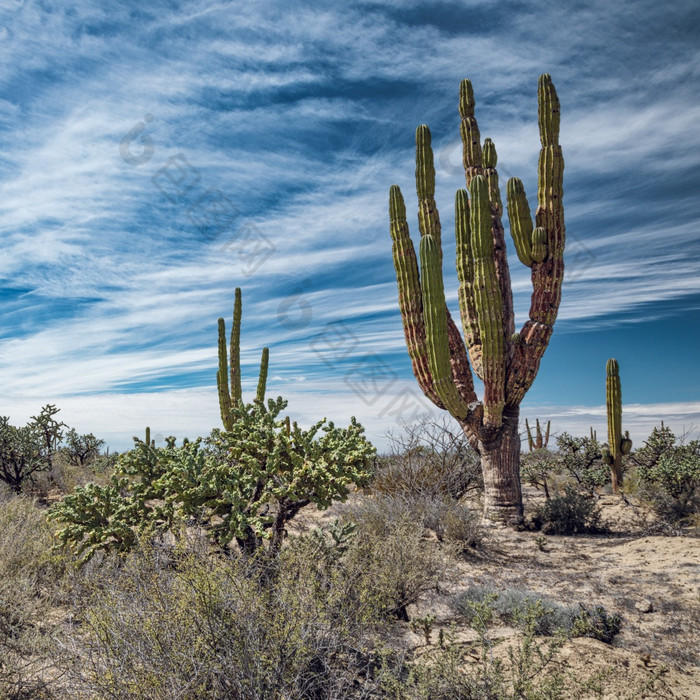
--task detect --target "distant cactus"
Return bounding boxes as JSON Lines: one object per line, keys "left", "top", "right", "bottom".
{"left": 144, "top": 426, "right": 155, "bottom": 448}
{"left": 389, "top": 75, "right": 565, "bottom": 520}
{"left": 606, "top": 359, "right": 631, "bottom": 493}
{"left": 525, "top": 418, "right": 551, "bottom": 451}
{"left": 217, "top": 288, "right": 269, "bottom": 431}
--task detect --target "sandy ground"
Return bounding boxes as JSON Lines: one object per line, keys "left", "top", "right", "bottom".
{"left": 294, "top": 489, "right": 700, "bottom": 699}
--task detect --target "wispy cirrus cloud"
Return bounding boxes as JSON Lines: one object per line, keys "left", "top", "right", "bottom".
{"left": 0, "top": 0, "right": 698, "bottom": 447}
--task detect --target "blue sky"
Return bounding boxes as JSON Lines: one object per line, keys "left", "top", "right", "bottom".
{"left": 1, "top": 0, "right": 699, "bottom": 452}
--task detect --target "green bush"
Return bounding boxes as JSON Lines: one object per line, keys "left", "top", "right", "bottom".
{"left": 632, "top": 425, "right": 700, "bottom": 526}
{"left": 534, "top": 485, "right": 604, "bottom": 535}
{"left": 49, "top": 398, "right": 375, "bottom": 563}
{"left": 0, "top": 405, "right": 64, "bottom": 493}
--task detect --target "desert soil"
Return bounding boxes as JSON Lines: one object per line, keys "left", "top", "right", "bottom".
{"left": 294, "top": 490, "right": 700, "bottom": 700}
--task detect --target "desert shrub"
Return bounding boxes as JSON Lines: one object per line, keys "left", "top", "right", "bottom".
{"left": 632, "top": 424, "right": 700, "bottom": 526}
{"left": 534, "top": 485, "right": 604, "bottom": 534}
{"left": 340, "top": 495, "right": 455, "bottom": 620}
{"left": 451, "top": 586, "right": 621, "bottom": 644}
{"left": 0, "top": 405, "right": 65, "bottom": 493}
{"left": 420, "top": 497, "right": 483, "bottom": 551}
{"left": 60, "top": 541, "right": 388, "bottom": 700}
{"left": 453, "top": 586, "right": 574, "bottom": 636}
{"left": 373, "top": 413, "right": 482, "bottom": 499}
{"left": 520, "top": 449, "right": 558, "bottom": 499}
{"left": 0, "top": 495, "right": 65, "bottom": 698}
{"left": 49, "top": 397, "right": 375, "bottom": 563}
{"left": 380, "top": 596, "right": 616, "bottom": 699}
{"left": 568, "top": 605, "right": 622, "bottom": 644}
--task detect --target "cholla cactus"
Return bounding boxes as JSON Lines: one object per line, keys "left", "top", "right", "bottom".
{"left": 217, "top": 288, "right": 269, "bottom": 431}
{"left": 604, "top": 358, "right": 632, "bottom": 492}
{"left": 389, "top": 75, "right": 565, "bottom": 520}
{"left": 48, "top": 399, "right": 375, "bottom": 562}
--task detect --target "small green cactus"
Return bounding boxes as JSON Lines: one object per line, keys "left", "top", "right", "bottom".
{"left": 606, "top": 359, "right": 632, "bottom": 493}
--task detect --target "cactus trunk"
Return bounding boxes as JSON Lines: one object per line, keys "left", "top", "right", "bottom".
{"left": 606, "top": 358, "right": 630, "bottom": 493}
{"left": 389, "top": 75, "right": 565, "bottom": 522}
{"left": 478, "top": 406, "right": 522, "bottom": 519}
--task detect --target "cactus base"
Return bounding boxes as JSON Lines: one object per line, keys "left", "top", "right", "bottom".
{"left": 475, "top": 407, "right": 524, "bottom": 521}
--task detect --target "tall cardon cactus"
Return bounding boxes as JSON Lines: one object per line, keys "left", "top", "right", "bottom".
{"left": 217, "top": 287, "right": 269, "bottom": 431}
{"left": 389, "top": 75, "right": 565, "bottom": 520}
{"left": 525, "top": 418, "right": 551, "bottom": 452}
{"left": 603, "top": 358, "right": 632, "bottom": 493}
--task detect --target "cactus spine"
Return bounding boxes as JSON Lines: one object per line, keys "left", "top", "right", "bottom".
{"left": 389, "top": 75, "right": 565, "bottom": 520}
{"left": 217, "top": 288, "right": 269, "bottom": 431}
{"left": 606, "top": 358, "right": 631, "bottom": 493}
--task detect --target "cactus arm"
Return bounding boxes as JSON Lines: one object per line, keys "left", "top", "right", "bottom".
{"left": 530, "top": 74, "right": 565, "bottom": 326}
{"left": 413, "top": 127, "right": 477, "bottom": 408}
{"left": 415, "top": 125, "right": 442, "bottom": 250}
{"left": 419, "top": 234, "right": 471, "bottom": 420}
{"left": 506, "top": 178, "right": 536, "bottom": 267}
{"left": 230, "top": 288, "right": 243, "bottom": 405}
{"left": 505, "top": 75, "right": 564, "bottom": 405}
{"left": 531, "top": 228, "right": 547, "bottom": 263}
{"left": 544, "top": 420, "right": 551, "bottom": 447}
{"left": 217, "top": 317, "right": 234, "bottom": 431}
{"left": 481, "top": 138, "right": 515, "bottom": 342}
{"left": 525, "top": 418, "right": 534, "bottom": 451}
{"left": 470, "top": 175, "right": 505, "bottom": 427}
{"left": 459, "top": 79, "right": 483, "bottom": 186}
{"left": 256, "top": 347, "right": 269, "bottom": 404}
{"left": 455, "top": 189, "right": 483, "bottom": 378}
{"left": 389, "top": 185, "right": 444, "bottom": 408}
{"left": 535, "top": 418, "right": 543, "bottom": 449}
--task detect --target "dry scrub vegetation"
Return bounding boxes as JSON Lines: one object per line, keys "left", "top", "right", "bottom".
{"left": 1, "top": 414, "right": 699, "bottom": 700}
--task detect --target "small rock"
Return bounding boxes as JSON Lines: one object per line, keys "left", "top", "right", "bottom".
{"left": 635, "top": 600, "right": 654, "bottom": 613}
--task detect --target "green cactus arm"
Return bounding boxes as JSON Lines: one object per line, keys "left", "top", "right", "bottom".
{"left": 412, "top": 130, "right": 477, "bottom": 409}
{"left": 230, "top": 288, "right": 243, "bottom": 405}
{"left": 545, "top": 419, "right": 551, "bottom": 447}
{"left": 505, "top": 74, "right": 564, "bottom": 405}
{"left": 389, "top": 185, "right": 444, "bottom": 408}
{"left": 415, "top": 125, "right": 442, "bottom": 251}
{"left": 419, "top": 234, "right": 471, "bottom": 420}
{"left": 531, "top": 227, "right": 547, "bottom": 263}
{"left": 506, "top": 178, "right": 535, "bottom": 267}
{"left": 530, "top": 74, "right": 565, "bottom": 325}
{"left": 217, "top": 318, "right": 234, "bottom": 431}
{"left": 455, "top": 189, "right": 483, "bottom": 379}
{"left": 480, "top": 137, "right": 515, "bottom": 342}
{"left": 482, "top": 138, "right": 502, "bottom": 217}
{"left": 459, "top": 92, "right": 514, "bottom": 347}
{"left": 256, "top": 347, "right": 269, "bottom": 404}
{"left": 459, "top": 79, "right": 483, "bottom": 186}
{"left": 470, "top": 175, "right": 506, "bottom": 427}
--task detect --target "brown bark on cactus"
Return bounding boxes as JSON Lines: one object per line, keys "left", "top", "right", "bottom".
{"left": 389, "top": 75, "right": 565, "bottom": 522}
{"left": 473, "top": 406, "right": 523, "bottom": 521}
